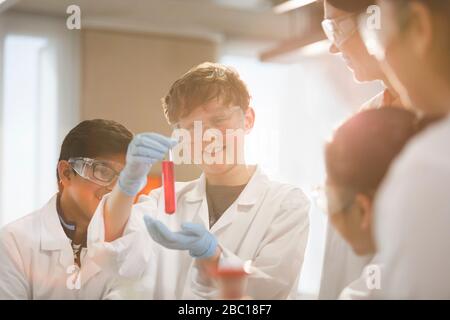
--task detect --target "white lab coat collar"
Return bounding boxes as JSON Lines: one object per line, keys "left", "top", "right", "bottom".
{"left": 185, "top": 175, "right": 205, "bottom": 203}
{"left": 185, "top": 165, "right": 269, "bottom": 206}
{"left": 235, "top": 166, "right": 270, "bottom": 206}
{"left": 39, "top": 194, "right": 102, "bottom": 284}
{"left": 40, "top": 194, "right": 71, "bottom": 252}
{"left": 184, "top": 166, "right": 271, "bottom": 233}
{"left": 39, "top": 194, "right": 76, "bottom": 270}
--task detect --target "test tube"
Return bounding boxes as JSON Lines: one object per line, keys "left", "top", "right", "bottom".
{"left": 162, "top": 149, "right": 176, "bottom": 214}
{"left": 214, "top": 267, "right": 249, "bottom": 300}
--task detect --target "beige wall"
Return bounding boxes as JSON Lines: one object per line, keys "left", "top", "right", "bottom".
{"left": 81, "top": 29, "right": 218, "bottom": 181}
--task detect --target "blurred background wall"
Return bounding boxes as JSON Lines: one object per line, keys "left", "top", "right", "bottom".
{"left": 81, "top": 29, "right": 216, "bottom": 180}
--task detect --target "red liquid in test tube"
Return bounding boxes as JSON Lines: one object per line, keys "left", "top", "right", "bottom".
{"left": 162, "top": 149, "right": 176, "bottom": 214}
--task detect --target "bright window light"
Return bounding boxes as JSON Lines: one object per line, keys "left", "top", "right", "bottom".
{"left": 1, "top": 35, "right": 58, "bottom": 226}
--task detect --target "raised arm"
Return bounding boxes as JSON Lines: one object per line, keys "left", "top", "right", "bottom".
{"left": 104, "top": 133, "right": 176, "bottom": 242}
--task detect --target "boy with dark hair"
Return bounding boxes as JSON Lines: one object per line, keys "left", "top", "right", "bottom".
{"left": 0, "top": 119, "right": 140, "bottom": 299}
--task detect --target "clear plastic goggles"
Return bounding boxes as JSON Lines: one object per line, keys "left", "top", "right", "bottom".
{"left": 321, "top": 13, "right": 358, "bottom": 48}
{"left": 172, "top": 106, "right": 244, "bottom": 133}
{"left": 68, "top": 157, "right": 122, "bottom": 187}
{"left": 312, "top": 185, "right": 355, "bottom": 216}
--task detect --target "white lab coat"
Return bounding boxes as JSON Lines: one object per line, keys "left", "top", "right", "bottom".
{"left": 90, "top": 166, "right": 310, "bottom": 299}
{"left": 0, "top": 195, "right": 141, "bottom": 300}
{"left": 338, "top": 261, "right": 384, "bottom": 300}
{"left": 319, "top": 224, "right": 373, "bottom": 299}
{"left": 372, "top": 116, "right": 450, "bottom": 299}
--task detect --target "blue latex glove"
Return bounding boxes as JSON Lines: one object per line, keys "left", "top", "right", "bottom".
{"left": 118, "top": 133, "right": 177, "bottom": 196}
{"left": 143, "top": 215, "right": 218, "bottom": 259}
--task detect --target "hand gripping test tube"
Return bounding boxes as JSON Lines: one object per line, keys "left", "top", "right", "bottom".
{"left": 162, "top": 149, "right": 176, "bottom": 214}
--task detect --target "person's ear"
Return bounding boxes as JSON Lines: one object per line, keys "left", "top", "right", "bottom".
{"left": 354, "top": 193, "right": 373, "bottom": 231}
{"left": 57, "top": 161, "right": 73, "bottom": 188}
{"left": 243, "top": 107, "right": 255, "bottom": 134}
{"left": 407, "top": 2, "right": 433, "bottom": 59}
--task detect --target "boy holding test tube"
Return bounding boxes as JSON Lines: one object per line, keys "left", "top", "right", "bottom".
{"left": 91, "top": 62, "right": 310, "bottom": 299}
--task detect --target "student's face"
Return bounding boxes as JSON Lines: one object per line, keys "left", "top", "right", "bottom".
{"left": 324, "top": 1, "right": 384, "bottom": 82}
{"left": 326, "top": 183, "right": 376, "bottom": 256}
{"left": 176, "top": 99, "right": 255, "bottom": 176}
{"left": 58, "top": 154, "right": 125, "bottom": 222}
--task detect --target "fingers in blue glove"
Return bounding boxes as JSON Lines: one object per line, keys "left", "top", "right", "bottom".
{"left": 146, "top": 216, "right": 177, "bottom": 242}
{"left": 144, "top": 215, "right": 172, "bottom": 243}
{"left": 119, "top": 133, "right": 177, "bottom": 196}
{"left": 143, "top": 215, "right": 193, "bottom": 250}
{"left": 181, "top": 223, "right": 218, "bottom": 259}
{"left": 133, "top": 140, "right": 169, "bottom": 157}
{"left": 131, "top": 134, "right": 177, "bottom": 160}
{"left": 135, "top": 133, "right": 178, "bottom": 150}
{"left": 143, "top": 216, "right": 218, "bottom": 258}
{"left": 190, "top": 234, "right": 218, "bottom": 259}
{"left": 181, "top": 222, "right": 207, "bottom": 236}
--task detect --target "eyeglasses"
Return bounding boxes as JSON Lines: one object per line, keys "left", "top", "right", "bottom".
{"left": 173, "top": 106, "right": 244, "bottom": 133}
{"left": 312, "top": 185, "right": 355, "bottom": 216}
{"left": 68, "top": 157, "right": 122, "bottom": 187}
{"left": 321, "top": 13, "right": 358, "bottom": 48}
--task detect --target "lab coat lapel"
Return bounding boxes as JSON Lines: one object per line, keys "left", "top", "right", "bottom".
{"left": 184, "top": 174, "right": 210, "bottom": 227}
{"left": 210, "top": 167, "right": 270, "bottom": 235}
{"left": 40, "top": 195, "right": 102, "bottom": 284}
{"left": 40, "top": 195, "right": 74, "bottom": 269}
{"left": 80, "top": 254, "right": 102, "bottom": 286}
{"left": 183, "top": 167, "right": 271, "bottom": 236}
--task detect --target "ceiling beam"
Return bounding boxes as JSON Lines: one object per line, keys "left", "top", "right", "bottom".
{"left": 259, "top": 30, "right": 325, "bottom": 61}
{"left": 0, "top": 0, "right": 20, "bottom": 13}
{"left": 272, "top": 0, "right": 317, "bottom": 14}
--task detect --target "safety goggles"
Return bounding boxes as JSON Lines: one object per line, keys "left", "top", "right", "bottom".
{"left": 68, "top": 157, "right": 122, "bottom": 187}
{"left": 312, "top": 185, "right": 355, "bottom": 216}
{"left": 172, "top": 106, "right": 244, "bottom": 133}
{"left": 321, "top": 13, "right": 358, "bottom": 48}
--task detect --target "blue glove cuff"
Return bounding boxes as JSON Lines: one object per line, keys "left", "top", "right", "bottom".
{"left": 118, "top": 172, "right": 147, "bottom": 197}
